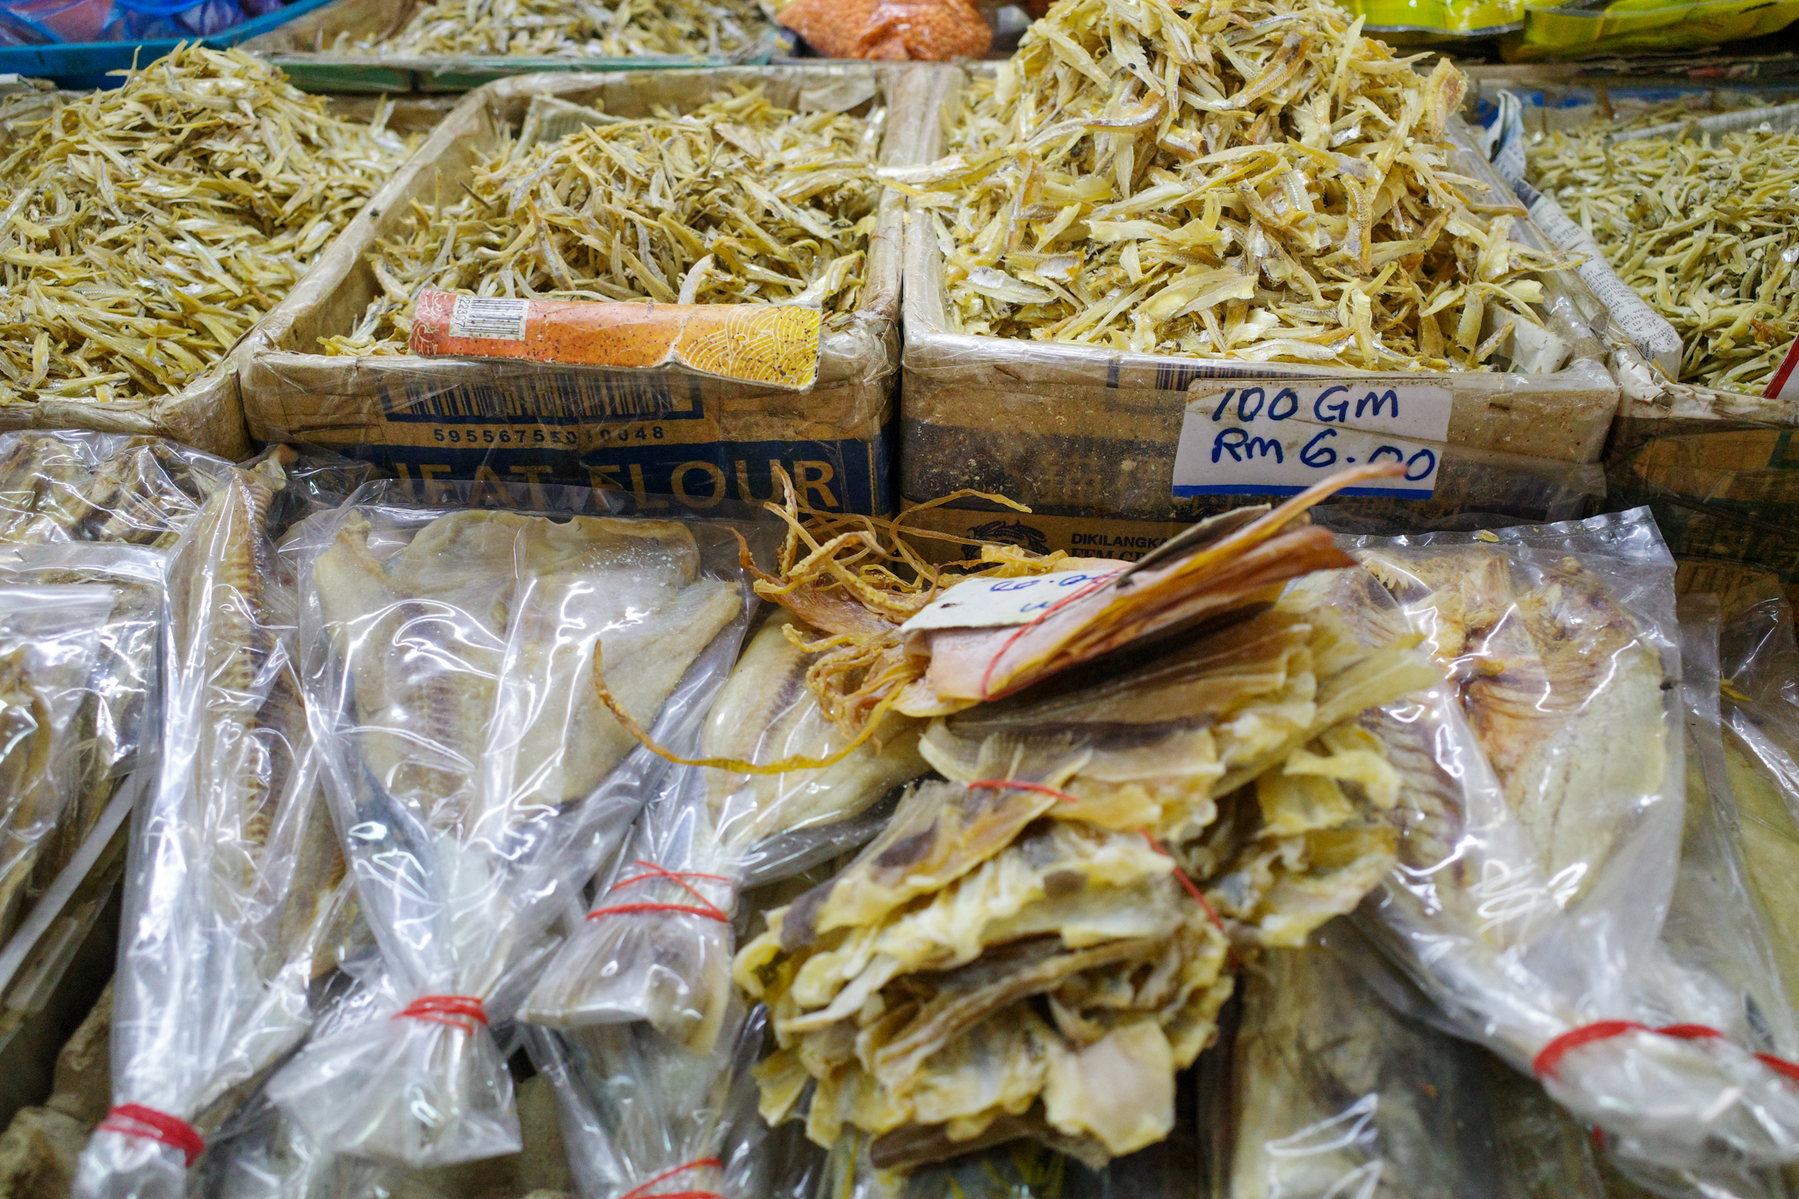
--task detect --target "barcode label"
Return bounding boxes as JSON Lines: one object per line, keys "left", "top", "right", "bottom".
{"left": 450, "top": 296, "right": 530, "bottom": 342}
{"left": 379, "top": 372, "right": 687, "bottom": 424}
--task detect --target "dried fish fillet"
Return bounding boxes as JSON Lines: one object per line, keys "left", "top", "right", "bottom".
{"left": 333, "top": 0, "right": 772, "bottom": 57}
{"left": 1528, "top": 121, "right": 1799, "bottom": 392}
{"left": 520, "top": 610, "right": 928, "bottom": 1050}
{"left": 268, "top": 497, "right": 748, "bottom": 1169}
{"left": 75, "top": 454, "right": 357, "bottom": 1199}
{"left": 896, "top": 0, "right": 1566, "bottom": 369}
{"left": 0, "top": 46, "right": 412, "bottom": 410}
{"left": 325, "top": 87, "right": 882, "bottom": 355}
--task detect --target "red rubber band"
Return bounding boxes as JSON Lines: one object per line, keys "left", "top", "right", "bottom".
{"left": 394, "top": 995, "right": 488, "bottom": 1031}
{"left": 975, "top": 572, "right": 1121, "bottom": 701}
{"left": 1533, "top": 1019, "right": 1799, "bottom": 1085}
{"left": 97, "top": 1104, "right": 206, "bottom": 1167}
{"left": 964, "top": 779, "right": 1225, "bottom": 931}
{"left": 588, "top": 861, "right": 731, "bottom": 924}
{"left": 617, "top": 1157, "right": 725, "bottom": 1199}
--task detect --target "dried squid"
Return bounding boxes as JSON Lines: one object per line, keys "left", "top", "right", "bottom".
{"left": 891, "top": 0, "right": 1568, "bottom": 369}
{"left": 1527, "top": 122, "right": 1799, "bottom": 392}
{"left": 726, "top": 465, "right": 1440, "bottom": 1170}
{"left": 325, "top": 87, "right": 882, "bottom": 355}
{"left": 0, "top": 46, "right": 413, "bottom": 409}
{"left": 267, "top": 498, "right": 749, "bottom": 1169}
{"left": 330, "top": 0, "right": 773, "bottom": 58}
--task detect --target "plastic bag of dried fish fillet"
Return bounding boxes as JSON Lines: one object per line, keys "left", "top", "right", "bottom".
{"left": 73, "top": 454, "right": 360, "bottom": 1199}
{"left": 522, "top": 1003, "right": 772, "bottom": 1199}
{"left": 1322, "top": 510, "right": 1799, "bottom": 1171}
{"left": 0, "top": 430, "right": 235, "bottom": 549}
{"left": 264, "top": 481, "right": 762, "bottom": 1168}
{"left": 1719, "top": 598, "right": 1799, "bottom": 1033}
{"left": 520, "top": 609, "right": 929, "bottom": 1048}
{"left": 0, "top": 542, "right": 163, "bottom": 923}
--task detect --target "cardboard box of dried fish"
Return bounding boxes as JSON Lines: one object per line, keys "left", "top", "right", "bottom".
{"left": 0, "top": 46, "right": 420, "bottom": 459}
{"left": 885, "top": 0, "right": 1625, "bottom": 556}
{"left": 1482, "top": 83, "right": 1799, "bottom": 611}
{"left": 239, "top": 64, "right": 933, "bottom": 518}
{"left": 238, "top": 0, "right": 786, "bottom": 95}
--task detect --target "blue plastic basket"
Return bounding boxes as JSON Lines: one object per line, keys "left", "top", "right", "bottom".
{"left": 0, "top": 0, "right": 339, "bottom": 89}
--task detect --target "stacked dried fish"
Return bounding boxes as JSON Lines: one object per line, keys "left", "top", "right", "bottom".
{"left": 333, "top": 0, "right": 771, "bottom": 57}
{"left": 727, "top": 466, "right": 1440, "bottom": 1170}
{"left": 889, "top": 0, "right": 1565, "bottom": 368}
{"left": 326, "top": 87, "right": 882, "bottom": 355}
{"left": 0, "top": 46, "right": 412, "bottom": 409}
{"left": 1528, "top": 124, "right": 1799, "bottom": 391}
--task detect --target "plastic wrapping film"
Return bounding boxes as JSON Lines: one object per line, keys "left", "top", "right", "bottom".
{"left": 0, "top": 430, "right": 237, "bottom": 548}
{"left": 520, "top": 609, "right": 928, "bottom": 1048}
{"left": 266, "top": 480, "right": 762, "bottom": 1167}
{"left": 0, "top": 543, "right": 163, "bottom": 945}
{"left": 239, "top": 66, "right": 938, "bottom": 517}
{"left": 1326, "top": 510, "right": 1799, "bottom": 1171}
{"left": 1200, "top": 924, "right": 1612, "bottom": 1199}
{"left": 522, "top": 1004, "right": 771, "bottom": 1199}
{"left": 73, "top": 451, "right": 365, "bottom": 1199}
{"left": 1720, "top": 599, "right": 1799, "bottom": 1048}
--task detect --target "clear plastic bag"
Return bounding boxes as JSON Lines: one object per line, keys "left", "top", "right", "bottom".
{"left": 521, "top": 610, "right": 928, "bottom": 1049}
{"left": 267, "top": 481, "right": 755, "bottom": 1168}
{"left": 73, "top": 454, "right": 359, "bottom": 1199}
{"left": 0, "top": 431, "right": 234, "bottom": 548}
{"left": 524, "top": 1004, "right": 770, "bottom": 1199}
{"left": 1333, "top": 510, "right": 1799, "bottom": 1170}
{"left": 0, "top": 583, "right": 116, "bottom": 942}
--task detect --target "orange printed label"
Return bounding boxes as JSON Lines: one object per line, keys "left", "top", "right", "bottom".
{"left": 408, "top": 290, "right": 822, "bottom": 390}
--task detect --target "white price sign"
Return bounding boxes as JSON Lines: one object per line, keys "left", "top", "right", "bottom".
{"left": 1171, "top": 381, "right": 1453, "bottom": 499}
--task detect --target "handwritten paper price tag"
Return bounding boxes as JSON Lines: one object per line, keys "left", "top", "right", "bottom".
{"left": 1171, "top": 381, "right": 1454, "bottom": 498}
{"left": 899, "top": 569, "right": 1125, "bottom": 633}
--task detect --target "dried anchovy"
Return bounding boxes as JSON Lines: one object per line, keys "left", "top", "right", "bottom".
{"left": 334, "top": 0, "right": 772, "bottom": 57}
{"left": 1528, "top": 123, "right": 1799, "bottom": 393}
{"left": 326, "top": 87, "right": 882, "bottom": 355}
{"left": 890, "top": 0, "right": 1567, "bottom": 370}
{"left": 0, "top": 46, "right": 413, "bottom": 408}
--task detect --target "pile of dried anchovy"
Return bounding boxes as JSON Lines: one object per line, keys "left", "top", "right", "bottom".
{"left": 335, "top": 0, "right": 772, "bottom": 57}
{"left": 890, "top": 0, "right": 1566, "bottom": 370}
{"left": 326, "top": 87, "right": 882, "bottom": 355}
{"left": 0, "top": 46, "right": 411, "bottom": 408}
{"left": 1529, "top": 123, "right": 1799, "bottom": 392}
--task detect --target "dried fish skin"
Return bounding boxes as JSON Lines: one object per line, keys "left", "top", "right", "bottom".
{"left": 519, "top": 610, "right": 928, "bottom": 1050}
{"left": 323, "top": 86, "right": 882, "bottom": 356}
{"left": 334, "top": 0, "right": 774, "bottom": 57}
{"left": 1527, "top": 121, "right": 1799, "bottom": 392}
{"left": 268, "top": 495, "right": 748, "bottom": 1169}
{"left": 0, "top": 46, "right": 412, "bottom": 412}
{"left": 899, "top": 0, "right": 1568, "bottom": 370}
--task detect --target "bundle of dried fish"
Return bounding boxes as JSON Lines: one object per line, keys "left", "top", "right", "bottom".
{"left": 522, "top": 609, "right": 929, "bottom": 1051}
{"left": 0, "top": 46, "right": 412, "bottom": 409}
{"left": 889, "top": 0, "right": 1568, "bottom": 369}
{"left": 0, "top": 431, "right": 233, "bottom": 547}
{"left": 727, "top": 466, "right": 1438, "bottom": 1170}
{"left": 1332, "top": 514, "right": 1799, "bottom": 1172}
{"left": 74, "top": 454, "right": 359, "bottom": 1199}
{"left": 1527, "top": 123, "right": 1799, "bottom": 391}
{"left": 333, "top": 0, "right": 772, "bottom": 57}
{"left": 324, "top": 87, "right": 882, "bottom": 355}
{"left": 267, "top": 493, "right": 751, "bottom": 1168}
